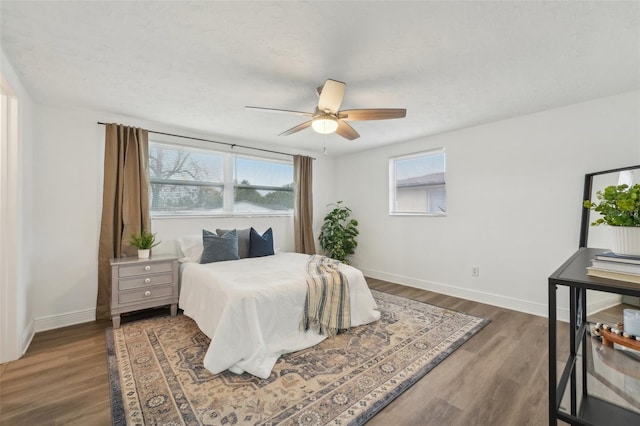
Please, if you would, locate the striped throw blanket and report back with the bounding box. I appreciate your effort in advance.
[300,255,351,337]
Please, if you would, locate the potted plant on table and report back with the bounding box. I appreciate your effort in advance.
[319,201,359,264]
[584,183,640,256]
[128,230,161,259]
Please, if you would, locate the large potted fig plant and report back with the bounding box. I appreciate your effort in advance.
[584,183,640,255]
[318,201,359,264]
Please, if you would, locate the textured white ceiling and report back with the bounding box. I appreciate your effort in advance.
[1,1,639,156]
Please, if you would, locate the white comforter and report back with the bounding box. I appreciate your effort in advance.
[179,252,380,379]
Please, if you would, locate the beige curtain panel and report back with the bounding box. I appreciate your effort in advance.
[293,155,316,255]
[96,124,150,321]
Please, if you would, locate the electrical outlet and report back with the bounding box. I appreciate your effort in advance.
[472,266,479,277]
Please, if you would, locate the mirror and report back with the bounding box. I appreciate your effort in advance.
[580,164,640,308]
[580,165,640,413]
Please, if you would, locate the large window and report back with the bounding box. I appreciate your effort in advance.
[149,142,293,216]
[389,148,446,216]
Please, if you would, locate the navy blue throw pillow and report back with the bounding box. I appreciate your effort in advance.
[249,227,274,257]
[200,229,240,264]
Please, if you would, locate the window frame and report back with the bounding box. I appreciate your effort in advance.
[149,142,294,218]
[389,148,446,217]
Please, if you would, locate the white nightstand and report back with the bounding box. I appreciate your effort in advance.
[109,255,179,328]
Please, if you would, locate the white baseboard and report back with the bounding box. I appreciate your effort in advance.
[587,294,623,315]
[22,319,35,356]
[34,308,96,332]
[360,267,576,322]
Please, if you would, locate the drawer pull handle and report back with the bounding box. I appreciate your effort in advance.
[144,278,151,283]
[144,291,151,297]
[144,266,151,271]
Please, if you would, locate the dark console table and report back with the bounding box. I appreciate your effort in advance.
[548,247,640,425]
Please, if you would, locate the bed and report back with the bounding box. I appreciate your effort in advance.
[178,252,381,379]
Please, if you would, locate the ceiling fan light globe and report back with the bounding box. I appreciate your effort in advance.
[311,116,338,134]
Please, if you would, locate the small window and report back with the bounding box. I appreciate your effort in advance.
[389,148,446,216]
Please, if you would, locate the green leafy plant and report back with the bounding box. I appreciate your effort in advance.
[128,230,161,249]
[319,201,359,264]
[584,184,640,226]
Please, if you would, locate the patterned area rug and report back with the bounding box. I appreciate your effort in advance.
[106,290,489,425]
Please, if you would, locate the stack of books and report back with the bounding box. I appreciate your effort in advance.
[587,251,640,284]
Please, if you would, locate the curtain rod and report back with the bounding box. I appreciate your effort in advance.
[96,122,315,160]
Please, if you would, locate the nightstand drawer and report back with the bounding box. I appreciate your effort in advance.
[118,272,174,291]
[119,261,173,277]
[118,285,174,304]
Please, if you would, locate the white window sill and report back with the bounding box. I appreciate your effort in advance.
[152,212,293,219]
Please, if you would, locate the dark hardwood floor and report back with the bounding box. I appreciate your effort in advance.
[0,278,570,425]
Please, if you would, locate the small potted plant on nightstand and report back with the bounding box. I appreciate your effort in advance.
[128,230,161,259]
[584,183,640,255]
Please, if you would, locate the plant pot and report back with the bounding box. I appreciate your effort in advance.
[611,226,640,256]
[137,249,150,259]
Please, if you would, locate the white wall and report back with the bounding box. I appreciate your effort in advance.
[30,106,104,330]
[0,49,35,361]
[29,104,335,331]
[335,91,640,320]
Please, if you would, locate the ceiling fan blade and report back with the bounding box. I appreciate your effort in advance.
[335,120,360,140]
[279,120,312,136]
[340,108,407,121]
[317,79,346,114]
[245,106,313,117]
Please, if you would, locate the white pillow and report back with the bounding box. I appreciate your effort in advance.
[178,235,203,263]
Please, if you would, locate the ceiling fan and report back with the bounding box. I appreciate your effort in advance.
[245,79,407,141]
